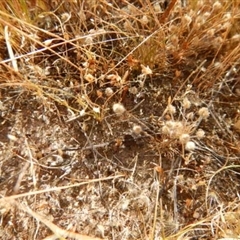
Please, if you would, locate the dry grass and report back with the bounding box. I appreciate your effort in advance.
[0,0,240,239]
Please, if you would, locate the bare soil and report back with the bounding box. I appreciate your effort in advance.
[0,1,240,240]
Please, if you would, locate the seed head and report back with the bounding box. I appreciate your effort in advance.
[223,12,231,21]
[132,125,142,135]
[105,87,114,97]
[196,129,205,139]
[179,134,190,144]
[162,120,184,138]
[185,141,196,151]
[213,1,222,11]
[7,134,17,141]
[170,35,179,46]
[162,125,170,135]
[113,103,126,116]
[198,107,210,119]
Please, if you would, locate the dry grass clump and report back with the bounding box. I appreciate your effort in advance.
[0,0,240,239]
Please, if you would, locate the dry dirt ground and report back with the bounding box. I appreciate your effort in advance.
[0,0,240,240]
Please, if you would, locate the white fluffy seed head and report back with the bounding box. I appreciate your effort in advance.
[165,120,177,128]
[223,12,231,21]
[179,134,190,144]
[132,125,142,135]
[153,2,161,12]
[196,129,205,139]
[141,15,149,25]
[113,103,126,116]
[162,125,170,135]
[198,107,210,119]
[213,1,222,11]
[173,121,184,133]
[162,120,184,138]
[185,141,196,151]
[105,87,114,97]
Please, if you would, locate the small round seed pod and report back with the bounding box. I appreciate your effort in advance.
[113,103,126,116]
[179,134,190,144]
[198,107,210,119]
[185,141,196,151]
[132,125,142,135]
[105,87,114,97]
